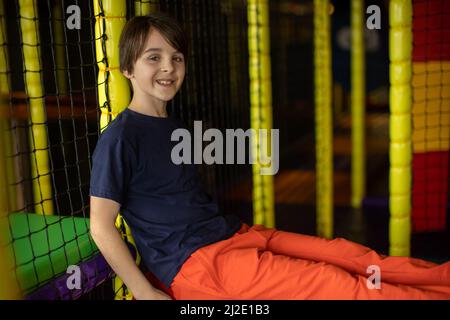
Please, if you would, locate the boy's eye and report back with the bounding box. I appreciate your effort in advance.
[173,56,184,62]
[147,55,159,61]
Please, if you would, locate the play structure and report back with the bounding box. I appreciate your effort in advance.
[0,0,448,299]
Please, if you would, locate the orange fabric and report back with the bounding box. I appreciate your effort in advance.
[169,224,450,300]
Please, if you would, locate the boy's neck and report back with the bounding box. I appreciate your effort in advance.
[128,97,168,118]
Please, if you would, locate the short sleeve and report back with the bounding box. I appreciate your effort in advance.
[89,136,134,205]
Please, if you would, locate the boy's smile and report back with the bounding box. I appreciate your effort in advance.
[124,28,185,112]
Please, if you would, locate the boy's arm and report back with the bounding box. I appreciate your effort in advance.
[89,196,171,300]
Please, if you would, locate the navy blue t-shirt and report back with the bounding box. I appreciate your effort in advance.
[89,107,242,287]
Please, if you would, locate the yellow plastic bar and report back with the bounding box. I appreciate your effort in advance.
[0,135,21,299]
[351,0,365,208]
[135,0,159,15]
[247,0,275,228]
[93,0,130,128]
[52,1,67,95]
[0,1,19,212]
[0,1,8,97]
[19,0,54,215]
[93,0,133,300]
[314,0,333,238]
[0,0,7,93]
[389,0,412,257]
[0,7,21,292]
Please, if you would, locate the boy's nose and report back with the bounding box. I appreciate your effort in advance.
[161,60,174,73]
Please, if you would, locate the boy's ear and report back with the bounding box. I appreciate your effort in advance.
[123,70,134,79]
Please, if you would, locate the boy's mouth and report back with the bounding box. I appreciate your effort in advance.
[156,79,175,86]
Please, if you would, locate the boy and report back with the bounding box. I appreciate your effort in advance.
[89,13,242,300]
[90,13,450,300]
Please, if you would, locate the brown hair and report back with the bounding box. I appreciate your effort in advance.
[119,12,188,74]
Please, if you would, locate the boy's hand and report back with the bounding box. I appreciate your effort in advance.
[134,287,172,300]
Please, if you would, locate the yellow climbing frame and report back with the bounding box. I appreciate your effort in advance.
[0,140,21,299]
[389,0,412,257]
[18,0,54,215]
[0,0,19,212]
[0,8,21,292]
[314,0,333,239]
[351,0,365,209]
[247,0,275,228]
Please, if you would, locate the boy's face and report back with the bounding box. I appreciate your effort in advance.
[124,28,185,103]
